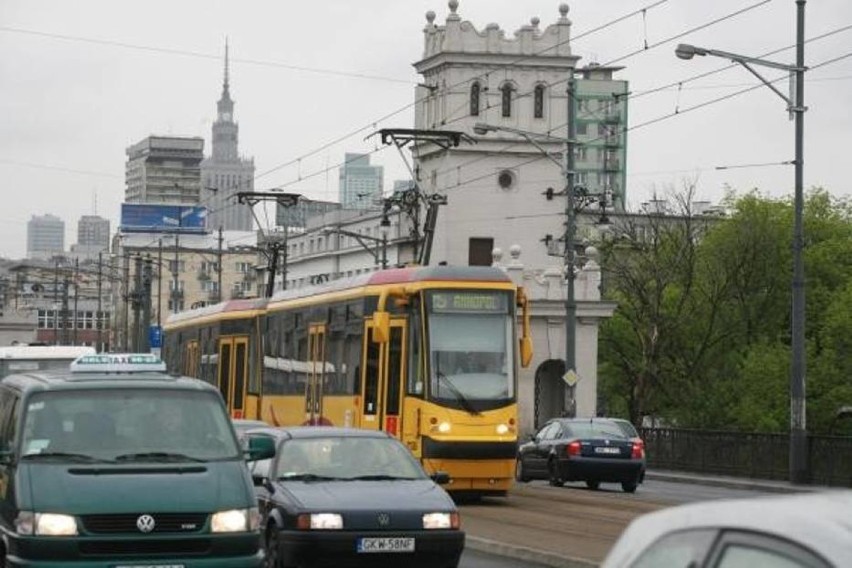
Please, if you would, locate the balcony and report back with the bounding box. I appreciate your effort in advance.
[603,109,622,123]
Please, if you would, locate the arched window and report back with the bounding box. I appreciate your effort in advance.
[501,83,513,117]
[470,82,481,116]
[534,84,545,119]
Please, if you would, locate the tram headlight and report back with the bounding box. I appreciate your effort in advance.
[496,423,510,435]
[437,421,452,433]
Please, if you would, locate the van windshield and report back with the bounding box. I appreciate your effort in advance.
[20,389,240,463]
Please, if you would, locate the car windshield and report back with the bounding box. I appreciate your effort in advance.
[20,389,241,462]
[566,420,629,440]
[274,436,427,481]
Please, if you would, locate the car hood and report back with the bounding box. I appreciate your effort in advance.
[21,461,253,514]
[277,479,455,512]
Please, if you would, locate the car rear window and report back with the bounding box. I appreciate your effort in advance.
[565,421,628,440]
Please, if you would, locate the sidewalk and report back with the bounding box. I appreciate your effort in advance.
[644,469,827,494]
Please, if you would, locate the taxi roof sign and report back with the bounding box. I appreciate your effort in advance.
[70,353,167,373]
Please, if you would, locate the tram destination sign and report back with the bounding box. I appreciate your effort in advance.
[429,291,507,313]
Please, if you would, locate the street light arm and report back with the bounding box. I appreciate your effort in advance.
[738,61,792,106]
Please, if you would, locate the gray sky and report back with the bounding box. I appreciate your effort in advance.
[1,0,850,259]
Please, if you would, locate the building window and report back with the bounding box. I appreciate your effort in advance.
[469,238,494,266]
[576,122,587,135]
[470,82,481,116]
[501,84,513,117]
[236,262,251,274]
[534,84,545,118]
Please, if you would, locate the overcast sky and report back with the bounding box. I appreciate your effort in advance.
[1,0,850,259]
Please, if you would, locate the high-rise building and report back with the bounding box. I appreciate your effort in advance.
[125,136,205,205]
[27,214,64,260]
[201,41,255,232]
[338,153,383,210]
[70,215,110,260]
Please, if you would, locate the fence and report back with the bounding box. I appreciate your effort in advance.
[639,428,852,487]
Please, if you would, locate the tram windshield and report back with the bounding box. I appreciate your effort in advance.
[426,290,515,406]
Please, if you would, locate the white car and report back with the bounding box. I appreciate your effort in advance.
[602,491,852,568]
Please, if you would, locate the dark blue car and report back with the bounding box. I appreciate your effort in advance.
[516,417,646,493]
[247,427,465,568]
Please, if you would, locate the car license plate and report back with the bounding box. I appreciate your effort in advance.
[357,537,415,553]
[595,447,621,455]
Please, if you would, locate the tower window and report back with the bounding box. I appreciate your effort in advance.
[501,84,514,118]
[534,85,545,119]
[470,82,481,116]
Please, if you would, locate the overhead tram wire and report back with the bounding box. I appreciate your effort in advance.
[0,26,413,85]
[254,0,670,183]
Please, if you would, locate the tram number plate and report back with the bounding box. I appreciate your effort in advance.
[595,447,621,455]
[357,537,415,553]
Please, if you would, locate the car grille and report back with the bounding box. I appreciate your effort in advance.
[79,538,211,556]
[81,513,208,534]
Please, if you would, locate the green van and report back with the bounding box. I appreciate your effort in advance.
[0,353,275,567]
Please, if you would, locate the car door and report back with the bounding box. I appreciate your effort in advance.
[526,422,557,476]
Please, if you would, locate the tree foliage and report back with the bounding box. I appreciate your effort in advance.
[598,187,852,434]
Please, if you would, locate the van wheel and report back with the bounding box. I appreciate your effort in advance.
[621,481,638,493]
[586,480,600,490]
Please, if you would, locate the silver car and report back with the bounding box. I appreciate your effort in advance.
[602,491,852,567]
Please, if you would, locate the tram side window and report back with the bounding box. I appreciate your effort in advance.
[407,297,425,396]
[363,328,380,415]
[342,320,363,395]
[325,326,346,394]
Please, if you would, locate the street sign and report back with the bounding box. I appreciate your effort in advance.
[149,325,162,349]
[562,369,581,387]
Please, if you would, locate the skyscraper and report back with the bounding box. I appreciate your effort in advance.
[201,41,255,232]
[125,136,205,204]
[338,153,383,210]
[70,215,111,260]
[27,214,64,260]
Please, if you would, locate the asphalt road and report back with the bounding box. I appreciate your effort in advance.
[458,478,782,566]
[461,548,553,568]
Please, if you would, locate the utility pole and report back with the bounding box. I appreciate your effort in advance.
[61,270,70,346]
[217,226,223,303]
[172,229,180,313]
[97,251,103,352]
[123,253,130,351]
[141,256,153,352]
[157,239,163,331]
[563,72,579,417]
[72,257,79,346]
[53,258,59,346]
[132,255,143,351]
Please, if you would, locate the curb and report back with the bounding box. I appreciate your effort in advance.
[645,470,820,494]
[465,535,597,568]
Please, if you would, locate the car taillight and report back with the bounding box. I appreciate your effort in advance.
[567,441,581,456]
[631,440,645,459]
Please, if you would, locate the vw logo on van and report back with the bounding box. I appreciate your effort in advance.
[136,514,156,533]
[377,513,390,527]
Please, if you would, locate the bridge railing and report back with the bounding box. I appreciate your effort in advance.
[639,427,852,487]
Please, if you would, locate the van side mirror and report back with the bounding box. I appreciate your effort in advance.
[0,450,13,466]
[245,435,276,462]
[431,471,450,485]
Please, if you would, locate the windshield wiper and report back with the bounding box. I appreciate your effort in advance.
[277,473,342,482]
[435,372,481,416]
[348,475,420,481]
[22,452,113,463]
[114,452,206,463]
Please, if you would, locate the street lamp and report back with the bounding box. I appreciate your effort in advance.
[474,115,610,419]
[673,0,807,483]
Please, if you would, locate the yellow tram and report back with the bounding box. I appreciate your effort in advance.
[163,265,532,496]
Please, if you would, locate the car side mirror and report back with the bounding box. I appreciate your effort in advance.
[245,435,276,462]
[431,471,450,485]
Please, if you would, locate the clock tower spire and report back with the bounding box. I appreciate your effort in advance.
[212,38,238,161]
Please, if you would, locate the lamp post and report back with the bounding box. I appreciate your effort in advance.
[674,0,807,483]
[474,110,611,419]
